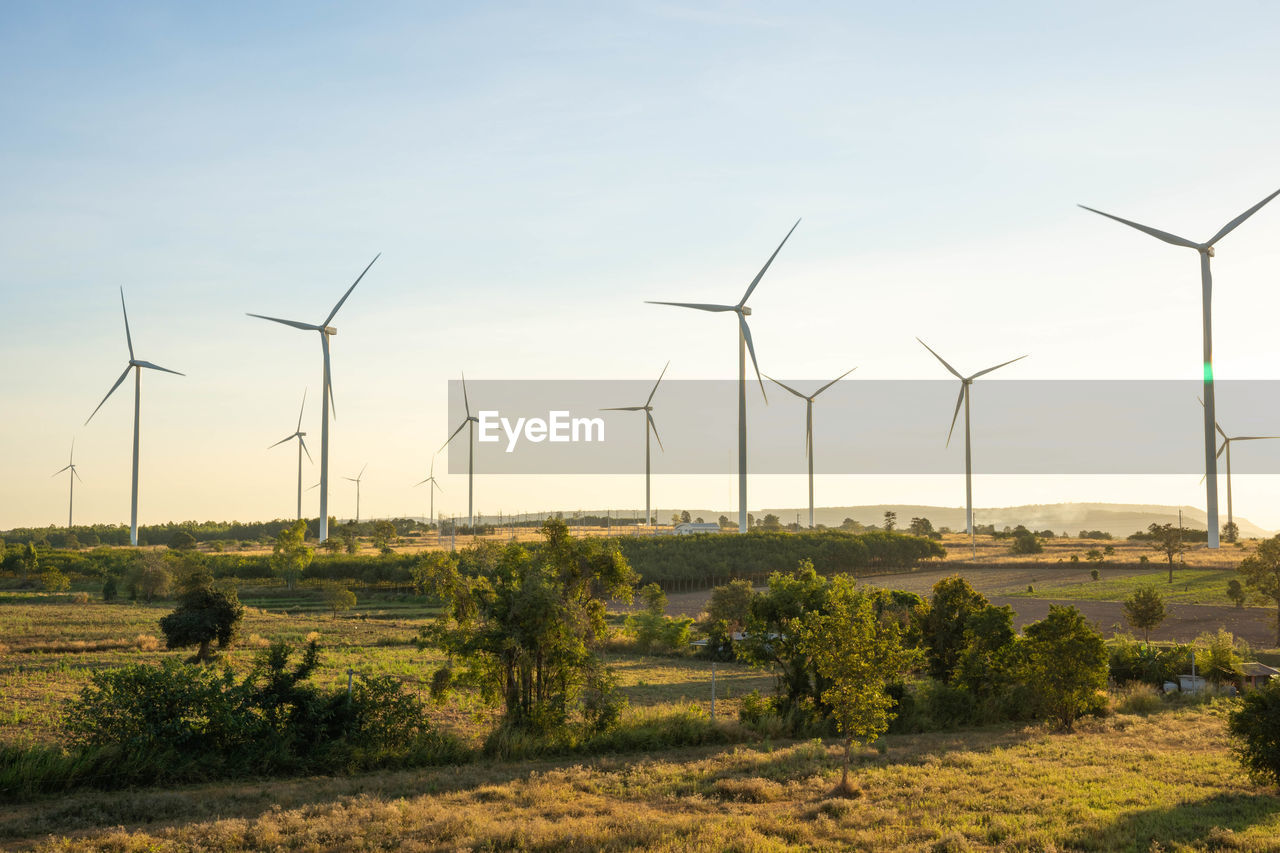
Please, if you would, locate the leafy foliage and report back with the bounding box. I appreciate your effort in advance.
[1238,535,1280,645]
[1122,586,1166,643]
[270,520,313,590]
[920,576,988,683]
[1022,605,1108,731]
[1229,678,1280,787]
[158,574,244,662]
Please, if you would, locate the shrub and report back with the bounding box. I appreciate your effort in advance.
[159,583,244,662]
[1022,605,1108,731]
[41,568,70,593]
[102,577,118,602]
[1229,679,1280,787]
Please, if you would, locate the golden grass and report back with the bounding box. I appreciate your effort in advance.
[6,706,1279,851]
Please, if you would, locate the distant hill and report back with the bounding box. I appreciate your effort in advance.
[751,503,1272,539]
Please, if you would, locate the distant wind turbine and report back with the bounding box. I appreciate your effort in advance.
[414,455,444,528]
[1198,397,1280,537]
[269,389,312,521]
[764,367,856,529]
[1080,188,1280,549]
[917,338,1027,553]
[441,373,479,530]
[247,254,379,543]
[85,289,184,546]
[647,220,800,533]
[51,439,82,530]
[602,362,669,527]
[344,463,368,523]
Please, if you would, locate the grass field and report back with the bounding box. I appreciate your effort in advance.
[4,704,1278,851]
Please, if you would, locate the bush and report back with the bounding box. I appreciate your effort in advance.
[1229,679,1280,787]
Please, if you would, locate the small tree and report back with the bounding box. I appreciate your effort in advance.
[324,582,357,618]
[1223,521,1240,544]
[1238,535,1280,646]
[126,553,171,602]
[1228,579,1247,609]
[883,511,897,532]
[797,576,914,795]
[718,515,732,529]
[170,530,198,551]
[1085,548,1104,564]
[372,520,397,553]
[920,575,988,683]
[41,567,70,593]
[680,510,692,524]
[1148,523,1183,582]
[21,541,39,582]
[907,517,936,538]
[1023,605,1108,731]
[1011,529,1043,555]
[159,579,244,662]
[1122,585,1166,644]
[1228,678,1280,787]
[270,520,313,591]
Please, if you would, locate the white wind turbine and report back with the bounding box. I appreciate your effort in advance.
[647,220,800,533]
[344,463,368,523]
[247,254,379,543]
[764,367,856,529]
[414,455,444,528]
[52,439,82,530]
[441,374,479,530]
[602,362,669,527]
[1198,397,1280,539]
[1080,188,1280,549]
[917,338,1027,554]
[85,289,184,547]
[269,389,312,521]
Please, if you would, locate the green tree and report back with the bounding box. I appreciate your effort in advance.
[1122,585,1166,644]
[41,567,71,592]
[718,514,732,529]
[1194,629,1244,687]
[170,530,198,551]
[270,520,313,591]
[1023,605,1107,731]
[759,513,782,530]
[1228,578,1246,609]
[126,552,171,602]
[20,541,39,581]
[1228,678,1280,787]
[323,582,357,618]
[920,576,988,683]
[158,577,244,662]
[797,576,915,795]
[699,578,756,660]
[1223,521,1240,544]
[953,604,1020,699]
[1011,529,1043,554]
[422,518,637,733]
[1238,535,1280,646]
[342,524,359,554]
[907,517,938,538]
[1148,522,1183,582]
[883,511,897,532]
[372,520,397,553]
[626,583,692,654]
[680,510,692,524]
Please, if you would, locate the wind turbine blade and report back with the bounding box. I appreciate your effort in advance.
[246,313,322,332]
[52,464,72,476]
[69,438,75,465]
[297,387,307,433]
[134,360,185,376]
[358,463,367,480]
[322,333,337,420]
[307,482,320,491]
[1207,187,1280,246]
[1077,205,1199,250]
[73,468,83,483]
[414,477,431,487]
[917,338,963,380]
[805,404,812,460]
[1216,442,1228,460]
[739,315,767,402]
[647,410,664,452]
[739,218,801,307]
[433,479,443,494]
[763,374,808,400]
[813,367,857,398]
[324,253,380,326]
[269,434,295,449]
[299,436,313,463]
[119,289,134,361]
[1196,397,1228,439]
[461,372,471,419]
[969,354,1028,379]
[85,365,132,425]
[646,360,670,406]
[601,406,646,411]
[946,385,965,448]
[645,301,737,312]
[440,419,469,452]
[1232,436,1280,442]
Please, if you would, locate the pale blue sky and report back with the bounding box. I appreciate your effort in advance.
[3,2,1280,530]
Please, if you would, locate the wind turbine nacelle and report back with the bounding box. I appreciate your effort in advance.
[740,306,752,316]
[323,326,338,336]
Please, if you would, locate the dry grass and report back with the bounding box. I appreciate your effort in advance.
[5,706,1279,851]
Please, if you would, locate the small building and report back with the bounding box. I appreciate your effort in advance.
[672,522,721,535]
[1242,661,1279,691]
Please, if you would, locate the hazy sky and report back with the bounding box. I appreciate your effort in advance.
[4,1,1280,531]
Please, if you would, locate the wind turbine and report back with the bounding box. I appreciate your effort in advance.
[1198,398,1280,539]
[344,464,368,523]
[647,219,800,533]
[247,254,379,543]
[1079,188,1280,549]
[917,338,1027,554]
[764,367,856,529]
[85,289,184,546]
[441,373,479,531]
[602,362,669,527]
[269,389,312,521]
[414,455,444,528]
[52,439,82,530]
